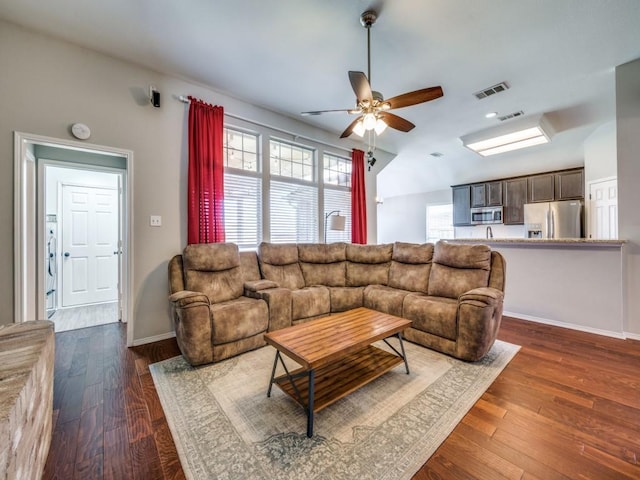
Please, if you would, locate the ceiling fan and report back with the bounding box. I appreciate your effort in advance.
[301,10,443,139]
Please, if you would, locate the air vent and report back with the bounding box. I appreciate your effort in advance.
[498,110,525,121]
[429,152,444,157]
[473,82,510,100]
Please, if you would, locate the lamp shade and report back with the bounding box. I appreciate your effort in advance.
[329,214,346,231]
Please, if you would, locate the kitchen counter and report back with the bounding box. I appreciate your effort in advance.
[443,238,626,338]
[446,238,626,248]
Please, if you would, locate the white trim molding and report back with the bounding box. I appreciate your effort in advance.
[132,331,176,347]
[504,311,626,339]
[14,131,135,346]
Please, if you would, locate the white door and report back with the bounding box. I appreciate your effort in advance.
[61,184,119,307]
[588,178,618,239]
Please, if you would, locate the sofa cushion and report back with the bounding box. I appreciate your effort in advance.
[210,297,269,345]
[329,286,365,312]
[258,243,305,290]
[345,243,392,287]
[388,242,434,293]
[292,286,330,320]
[392,242,434,264]
[183,243,244,303]
[298,244,346,287]
[428,242,491,299]
[363,285,410,317]
[403,294,458,340]
[298,243,346,263]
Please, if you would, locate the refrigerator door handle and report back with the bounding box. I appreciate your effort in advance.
[545,210,550,238]
[550,209,555,238]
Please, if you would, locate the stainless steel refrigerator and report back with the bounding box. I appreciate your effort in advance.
[523,200,583,238]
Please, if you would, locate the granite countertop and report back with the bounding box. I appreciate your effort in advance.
[445,238,626,247]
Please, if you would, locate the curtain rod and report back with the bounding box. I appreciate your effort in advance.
[178,95,352,154]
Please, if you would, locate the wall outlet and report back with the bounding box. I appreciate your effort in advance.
[150,215,162,227]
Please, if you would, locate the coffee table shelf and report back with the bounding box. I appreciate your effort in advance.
[274,344,403,412]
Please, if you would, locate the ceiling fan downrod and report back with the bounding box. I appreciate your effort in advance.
[360,10,377,85]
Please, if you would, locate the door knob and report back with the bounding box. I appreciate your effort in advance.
[64,252,70,257]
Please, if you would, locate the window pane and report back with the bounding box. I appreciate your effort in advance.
[224,128,259,173]
[426,204,454,243]
[323,153,352,187]
[270,180,318,243]
[270,139,315,181]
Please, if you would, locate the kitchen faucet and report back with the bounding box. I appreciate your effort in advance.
[486,226,493,239]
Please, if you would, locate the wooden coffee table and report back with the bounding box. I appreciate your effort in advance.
[264,307,411,437]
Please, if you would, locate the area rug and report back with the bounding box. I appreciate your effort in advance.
[150,339,519,480]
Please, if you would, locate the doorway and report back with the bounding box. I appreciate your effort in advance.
[14,131,133,345]
[44,164,122,332]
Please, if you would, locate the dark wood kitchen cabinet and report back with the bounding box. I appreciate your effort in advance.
[528,173,555,203]
[471,184,486,208]
[470,181,502,207]
[487,181,503,206]
[452,185,471,225]
[555,169,584,200]
[504,178,527,224]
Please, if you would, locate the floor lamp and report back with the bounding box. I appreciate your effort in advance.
[324,210,346,243]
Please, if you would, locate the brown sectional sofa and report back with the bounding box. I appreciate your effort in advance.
[168,240,505,366]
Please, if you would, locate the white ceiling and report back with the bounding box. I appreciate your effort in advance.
[1,0,639,197]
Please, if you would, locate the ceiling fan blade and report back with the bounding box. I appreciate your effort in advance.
[340,117,362,138]
[381,112,415,132]
[301,108,356,116]
[385,86,443,110]
[348,71,373,103]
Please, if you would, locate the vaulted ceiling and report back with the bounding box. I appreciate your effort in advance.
[1,0,639,197]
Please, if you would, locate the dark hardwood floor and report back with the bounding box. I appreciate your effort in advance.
[43,317,640,479]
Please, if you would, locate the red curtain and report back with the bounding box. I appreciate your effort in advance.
[351,148,367,244]
[187,96,225,244]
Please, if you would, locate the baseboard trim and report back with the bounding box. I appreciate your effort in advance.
[503,311,626,340]
[132,331,176,346]
[624,331,640,341]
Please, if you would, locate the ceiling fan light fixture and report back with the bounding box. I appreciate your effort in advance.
[374,118,387,135]
[363,112,377,130]
[352,119,366,137]
[381,102,391,110]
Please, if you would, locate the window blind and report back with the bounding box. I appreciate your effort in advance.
[224,172,262,249]
[270,180,318,243]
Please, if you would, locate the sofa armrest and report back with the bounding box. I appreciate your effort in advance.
[459,287,503,306]
[168,290,214,365]
[169,290,210,307]
[456,287,505,361]
[244,279,280,293]
[247,287,292,332]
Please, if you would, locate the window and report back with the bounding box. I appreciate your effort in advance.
[224,129,258,171]
[426,204,454,243]
[270,140,314,181]
[323,153,352,243]
[223,128,262,248]
[270,140,318,243]
[323,153,351,187]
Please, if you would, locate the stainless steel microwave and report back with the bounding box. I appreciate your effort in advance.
[470,206,503,224]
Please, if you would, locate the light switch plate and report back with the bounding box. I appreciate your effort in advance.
[150,215,162,227]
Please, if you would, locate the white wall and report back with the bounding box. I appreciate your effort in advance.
[616,58,640,336]
[377,189,450,244]
[495,244,625,337]
[0,20,392,340]
[584,121,617,184]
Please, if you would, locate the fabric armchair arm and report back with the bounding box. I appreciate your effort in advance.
[455,287,505,361]
[169,290,211,307]
[246,287,292,332]
[244,279,280,294]
[169,290,214,365]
